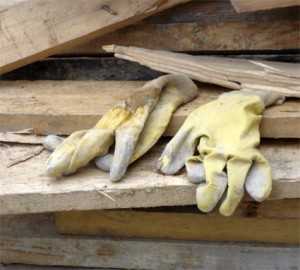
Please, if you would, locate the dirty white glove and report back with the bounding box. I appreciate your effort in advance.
[44,74,198,181]
[158,90,284,216]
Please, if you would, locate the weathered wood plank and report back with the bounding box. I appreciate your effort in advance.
[231,0,300,13]
[64,0,300,54]
[68,20,299,53]
[55,203,300,244]
[1,213,299,269]
[0,0,189,73]
[0,139,299,215]
[104,45,300,97]
[0,80,299,138]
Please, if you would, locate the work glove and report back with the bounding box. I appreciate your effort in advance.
[44,74,198,181]
[158,90,284,216]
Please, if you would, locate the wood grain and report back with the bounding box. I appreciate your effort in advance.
[1,80,299,138]
[231,0,300,12]
[1,213,299,269]
[65,0,300,54]
[0,139,299,215]
[105,45,300,97]
[55,203,300,244]
[0,0,189,73]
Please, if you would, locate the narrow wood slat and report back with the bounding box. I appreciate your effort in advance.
[55,203,300,244]
[0,80,299,138]
[0,0,189,73]
[1,214,299,269]
[105,45,300,97]
[0,139,299,215]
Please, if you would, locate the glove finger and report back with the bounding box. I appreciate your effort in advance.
[67,129,115,175]
[220,156,252,216]
[110,105,151,182]
[245,152,272,201]
[186,155,205,183]
[130,90,183,163]
[94,152,113,172]
[95,92,175,173]
[46,130,87,176]
[43,135,64,151]
[195,151,228,213]
[158,127,198,175]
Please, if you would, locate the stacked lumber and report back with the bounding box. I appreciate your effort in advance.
[0,1,299,268]
[104,45,300,97]
[1,213,299,269]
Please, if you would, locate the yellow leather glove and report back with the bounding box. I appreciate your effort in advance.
[44,74,198,181]
[158,90,284,216]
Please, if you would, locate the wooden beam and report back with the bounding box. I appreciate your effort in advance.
[55,201,300,244]
[65,0,300,53]
[0,139,299,215]
[231,0,300,13]
[0,0,189,74]
[1,213,299,269]
[0,80,299,138]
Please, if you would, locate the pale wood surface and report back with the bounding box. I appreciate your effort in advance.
[231,0,300,12]
[1,213,299,269]
[55,202,300,244]
[0,0,189,73]
[0,139,299,215]
[1,80,299,138]
[105,46,300,97]
[0,0,28,10]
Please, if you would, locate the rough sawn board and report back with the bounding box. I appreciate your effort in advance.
[0,139,299,215]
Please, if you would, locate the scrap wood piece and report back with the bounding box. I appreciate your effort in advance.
[0,80,299,138]
[0,0,190,74]
[0,140,299,215]
[5,145,44,168]
[0,131,45,144]
[230,0,300,13]
[103,45,300,97]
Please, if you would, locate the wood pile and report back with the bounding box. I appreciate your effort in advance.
[0,0,299,269]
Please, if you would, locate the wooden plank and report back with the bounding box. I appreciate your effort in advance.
[231,0,300,12]
[64,0,300,54]
[68,20,300,53]
[55,203,300,244]
[0,0,189,74]
[0,80,299,138]
[104,45,300,97]
[1,214,299,269]
[0,139,299,215]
